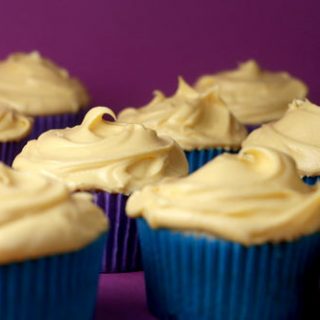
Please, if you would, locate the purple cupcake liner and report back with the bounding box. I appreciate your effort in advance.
[185,148,239,173]
[303,176,320,186]
[92,192,142,273]
[0,138,29,165]
[138,218,320,320]
[246,124,261,133]
[30,108,88,139]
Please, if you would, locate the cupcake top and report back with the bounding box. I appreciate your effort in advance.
[0,107,32,142]
[0,52,90,116]
[127,147,320,245]
[13,106,188,194]
[242,100,320,176]
[0,163,107,264]
[195,60,308,125]
[118,77,247,151]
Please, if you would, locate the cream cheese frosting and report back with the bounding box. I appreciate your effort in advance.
[195,60,308,125]
[118,77,247,150]
[13,106,188,194]
[127,147,320,245]
[0,107,32,142]
[242,100,320,176]
[0,163,107,264]
[0,51,89,116]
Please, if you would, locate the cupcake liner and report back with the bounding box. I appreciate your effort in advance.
[246,124,261,133]
[93,192,142,273]
[0,138,29,165]
[0,234,106,320]
[30,108,88,139]
[302,176,320,186]
[138,219,320,320]
[185,148,238,173]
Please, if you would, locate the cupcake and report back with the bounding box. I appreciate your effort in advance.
[127,147,320,320]
[0,51,90,137]
[195,60,308,128]
[242,100,320,185]
[13,106,188,273]
[0,106,32,165]
[119,77,247,172]
[0,163,107,320]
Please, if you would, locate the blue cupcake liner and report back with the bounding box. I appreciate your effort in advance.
[0,138,29,165]
[93,192,142,273]
[138,219,320,320]
[185,148,238,173]
[30,108,88,139]
[0,234,106,320]
[303,176,320,186]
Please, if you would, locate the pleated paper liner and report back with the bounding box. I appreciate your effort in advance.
[0,234,106,320]
[0,138,29,165]
[93,192,142,273]
[138,219,320,320]
[185,148,238,173]
[30,108,88,139]
[303,176,320,186]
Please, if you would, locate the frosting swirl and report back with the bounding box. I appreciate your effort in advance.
[0,163,107,264]
[195,60,308,125]
[13,106,188,194]
[242,100,320,176]
[0,107,32,142]
[127,147,320,245]
[0,52,89,116]
[118,77,247,150]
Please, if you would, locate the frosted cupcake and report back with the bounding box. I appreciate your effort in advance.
[0,52,90,137]
[0,106,32,164]
[13,106,188,273]
[0,163,107,320]
[119,77,247,172]
[127,147,320,320]
[242,100,320,185]
[195,60,308,127]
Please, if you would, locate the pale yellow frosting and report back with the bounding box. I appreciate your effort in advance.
[13,106,188,194]
[0,52,89,116]
[195,60,308,125]
[118,77,247,151]
[127,147,320,245]
[242,100,320,176]
[0,163,107,264]
[0,107,32,142]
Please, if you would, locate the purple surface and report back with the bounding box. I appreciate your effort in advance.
[0,1,319,113]
[95,272,154,320]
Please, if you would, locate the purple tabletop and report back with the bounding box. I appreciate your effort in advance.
[95,272,155,320]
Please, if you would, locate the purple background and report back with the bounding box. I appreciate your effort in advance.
[0,1,319,112]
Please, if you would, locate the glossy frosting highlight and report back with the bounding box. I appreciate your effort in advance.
[127,147,320,245]
[242,100,320,176]
[0,52,89,116]
[195,60,308,125]
[118,77,247,150]
[0,164,107,264]
[13,106,188,194]
[0,107,32,142]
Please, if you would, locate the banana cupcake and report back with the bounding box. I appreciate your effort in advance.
[119,77,247,172]
[0,51,90,137]
[0,106,32,164]
[195,60,308,128]
[0,164,107,320]
[127,147,320,320]
[13,106,188,273]
[243,100,320,185]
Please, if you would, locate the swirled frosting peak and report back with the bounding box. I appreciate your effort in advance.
[0,106,32,142]
[195,60,308,125]
[13,106,188,194]
[0,163,107,264]
[118,77,247,150]
[242,100,320,176]
[0,51,90,116]
[127,147,320,245]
